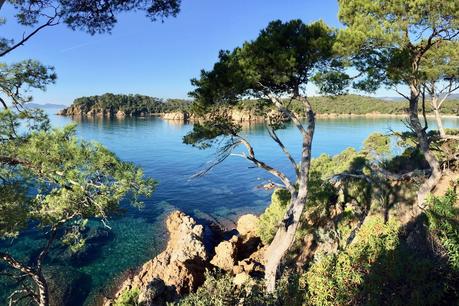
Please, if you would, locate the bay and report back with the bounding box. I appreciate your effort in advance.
[2,107,458,305]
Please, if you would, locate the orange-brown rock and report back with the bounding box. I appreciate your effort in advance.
[106,211,207,305]
[210,235,238,272]
[236,214,259,238]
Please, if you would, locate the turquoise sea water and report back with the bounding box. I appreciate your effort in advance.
[1,108,458,305]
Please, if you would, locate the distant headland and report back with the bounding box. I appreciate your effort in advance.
[58,93,459,121]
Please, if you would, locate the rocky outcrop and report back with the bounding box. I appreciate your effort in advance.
[210,236,239,271]
[105,211,208,305]
[237,214,259,237]
[106,212,267,305]
[209,214,264,283]
[161,111,191,121]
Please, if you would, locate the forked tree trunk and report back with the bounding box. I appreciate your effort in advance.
[264,101,315,292]
[0,253,50,306]
[409,87,442,208]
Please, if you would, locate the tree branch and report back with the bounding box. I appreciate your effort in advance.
[266,124,300,179]
[0,14,59,58]
[393,86,411,101]
[237,136,296,193]
[0,252,37,279]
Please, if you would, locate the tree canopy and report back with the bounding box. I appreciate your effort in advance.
[185,19,348,291]
[0,1,178,305]
[336,0,459,93]
[0,0,181,57]
[336,0,459,208]
[190,20,345,110]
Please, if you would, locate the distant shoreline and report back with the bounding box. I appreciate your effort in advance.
[57,111,459,121]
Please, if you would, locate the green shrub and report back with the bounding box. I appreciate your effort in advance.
[257,189,290,245]
[176,271,276,306]
[303,213,459,306]
[114,287,140,306]
[427,189,459,270]
[304,216,399,306]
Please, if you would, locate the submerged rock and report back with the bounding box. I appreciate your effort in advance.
[46,266,92,306]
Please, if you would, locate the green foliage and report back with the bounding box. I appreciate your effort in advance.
[186,19,346,147]
[427,190,459,271]
[303,213,459,306]
[182,111,241,149]
[362,132,391,160]
[114,287,140,306]
[257,189,290,245]
[337,0,459,92]
[176,270,304,306]
[310,147,365,180]
[67,93,191,116]
[304,217,400,306]
[0,124,156,239]
[1,0,180,55]
[176,271,251,306]
[233,95,459,116]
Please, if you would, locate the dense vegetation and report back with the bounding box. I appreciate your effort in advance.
[177,131,459,305]
[64,93,459,117]
[62,93,191,116]
[0,1,179,305]
[2,0,459,305]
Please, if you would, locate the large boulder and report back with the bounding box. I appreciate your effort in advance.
[210,236,238,272]
[236,214,262,260]
[236,214,259,238]
[106,211,208,305]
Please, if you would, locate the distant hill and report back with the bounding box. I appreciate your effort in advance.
[59,93,191,117]
[58,93,459,118]
[380,94,459,101]
[26,103,67,109]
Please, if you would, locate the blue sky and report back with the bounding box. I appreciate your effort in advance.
[2,0,395,105]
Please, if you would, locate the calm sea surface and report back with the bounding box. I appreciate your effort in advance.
[2,108,458,305]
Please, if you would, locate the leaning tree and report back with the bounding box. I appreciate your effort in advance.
[0,1,180,305]
[336,0,459,208]
[184,20,348,291]
[421,40,459,139]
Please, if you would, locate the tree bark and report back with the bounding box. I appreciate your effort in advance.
[432,97,447,137]
[408,85,442,208]
[0,252,49,306]
[264,98,315,292]
[33,273,49,306]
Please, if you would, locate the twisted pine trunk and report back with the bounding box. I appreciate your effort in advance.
[409,85,442,208]
[264,101,315,292]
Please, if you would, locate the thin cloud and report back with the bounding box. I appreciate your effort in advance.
[60,41,95,53]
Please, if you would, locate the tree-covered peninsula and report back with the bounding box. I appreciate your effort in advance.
[58,93,191,117]
[59,92,459,119]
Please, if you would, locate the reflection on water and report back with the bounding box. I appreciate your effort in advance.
[2,108,458,305]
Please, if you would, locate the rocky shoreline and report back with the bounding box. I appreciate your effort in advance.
[103,211,265,305]
[103,211,265,306]
[57,106,458,122]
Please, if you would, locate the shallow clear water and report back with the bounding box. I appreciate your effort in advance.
[2,108,458,305]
